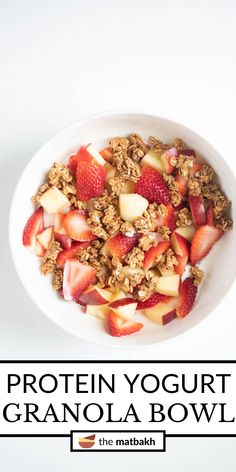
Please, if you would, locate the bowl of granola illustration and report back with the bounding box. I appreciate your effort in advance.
[9,112,236,347]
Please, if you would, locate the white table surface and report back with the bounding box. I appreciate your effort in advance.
[1,0,236,470]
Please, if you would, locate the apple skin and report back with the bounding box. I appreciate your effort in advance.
[160,148,178,174]
[109,298,137,321]
[189,195,206,227]
[79,286,113,305]
[171,231,189,257]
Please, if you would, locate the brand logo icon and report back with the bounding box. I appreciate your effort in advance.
[78,434,96,449]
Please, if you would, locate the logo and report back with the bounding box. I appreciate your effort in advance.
[78,434,96,449]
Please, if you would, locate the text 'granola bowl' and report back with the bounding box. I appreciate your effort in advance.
[9,112,236,347]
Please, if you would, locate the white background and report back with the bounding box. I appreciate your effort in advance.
[1,0,236,469]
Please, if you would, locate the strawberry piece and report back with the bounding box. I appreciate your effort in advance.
[22,207,45,256]
[206,204,214,226]
[175,174,188,196]
[76,159,106,201]
[107,233,139,259]
[155,203,176,231]
[190,224,222,265]
[109,298,136,308]
[67,146,92,175]
[176,277,197,318]
[135,166,170,204]
[107,311,143,337]
[100,147,113,162]
[57,241,90,267]
[63,210,95,242]
[63,258,96,301]
[175,254,189,275]
[137,293,166,310]
[143,240,171,269]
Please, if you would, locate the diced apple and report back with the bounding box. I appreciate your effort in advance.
[160,148,178,174]
[43,210,55,228]
[110,290,127,302]
[86,144,106,166]
[54,232,71,249]
[36,227,54,249]
[109,298,137,321]
[144,297,178,325]
[85,304,110,319]
[105,163,116,183]
[54,212,66,234]
[175,225,196,242]
[119,193,149,222]
[171,231,189,257]
[79,286,113,305]
[155,274,180,297]
[39,187,70,215]
[189,195,206,227]
[140,150,164,174]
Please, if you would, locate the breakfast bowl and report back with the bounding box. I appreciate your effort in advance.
[9,112,236,347]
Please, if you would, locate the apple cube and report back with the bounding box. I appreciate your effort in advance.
[36,227,53,249]
[85,304,110,319]
[171,231,189,257]
[39,187,70,215]
[119,193,148,222]
[109,298,137,321]
[105,163,116,183]
[86,144,106,166]
[189,195,206,227]
[79,286,113,305]
[140,150,164,174]
[175,225,196,242]
[144,297,178,325]
[155,274,180,297]
[160,148,177,174]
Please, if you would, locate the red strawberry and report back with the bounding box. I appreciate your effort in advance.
[63,258,96,301]
[137,293,166,310]
[76,159,106,201]
[107,311,143,337]
[57,241,90,267]
[54,232,71,249]
[22,207,45,256]
[155,203,176,231]
[107,233,139,259]
[100,147,113,162]
[206,204,214,226]
[63,210,95,242]
[190,224,222,265]
[143,240,171,269]
[135,166,170,204]
[175,254,189,275]
[176,277,197,318]
[67,146,92,175]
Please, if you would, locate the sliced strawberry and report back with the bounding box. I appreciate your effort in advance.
[155,203,176,231]
[135,166,170,204]
[100,147,113,162]
[175,174,188,196]
[63,210,95,242]
[62,258,96,301]
[189,195,206,227]
[76,158,106,201]
[107,311,143,337]
[206,204,214,226]
[23,207,45,256]
[57,241,90,267]
[190,224,222,265]
[176,277,197,318]
[67,146,92,175]
[137,293,167,310]
[143,240,171,269]
[107,233,139,259]
[175,254,189,275]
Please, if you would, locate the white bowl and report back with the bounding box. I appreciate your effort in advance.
[9,112,236,347]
